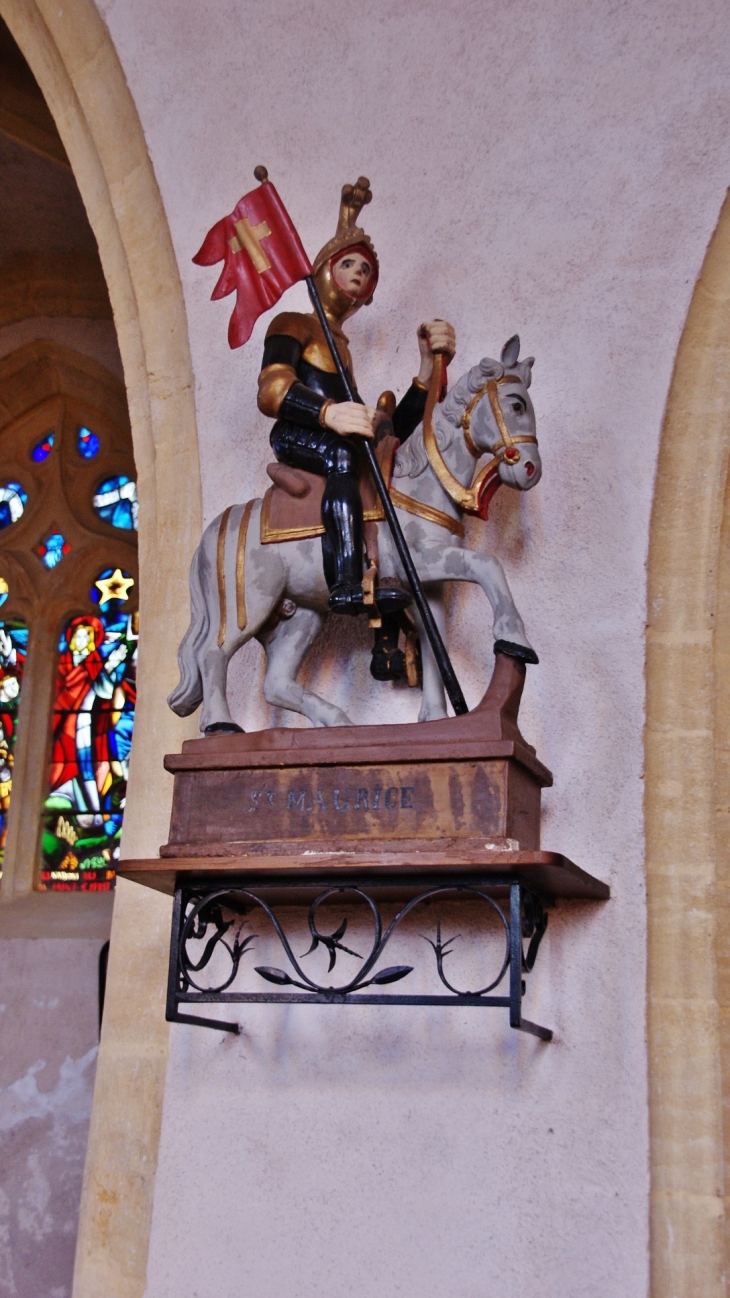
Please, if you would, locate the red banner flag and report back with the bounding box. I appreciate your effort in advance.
[193,179,312,348]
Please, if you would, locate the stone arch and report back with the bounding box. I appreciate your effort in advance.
[0,2,201,1294]
[646,186,730,1296]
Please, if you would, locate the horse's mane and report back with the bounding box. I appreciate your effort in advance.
[393,353,534,480]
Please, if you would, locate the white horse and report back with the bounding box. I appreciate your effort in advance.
[169,335,541,732]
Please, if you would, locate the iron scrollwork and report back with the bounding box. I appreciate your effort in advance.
[166,879,552,1042]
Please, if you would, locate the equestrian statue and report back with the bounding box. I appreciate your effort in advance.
[169,171,541,733]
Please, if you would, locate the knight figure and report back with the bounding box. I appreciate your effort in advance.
[257,175,456,617]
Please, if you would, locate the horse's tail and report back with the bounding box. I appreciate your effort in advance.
[167,539,209,717]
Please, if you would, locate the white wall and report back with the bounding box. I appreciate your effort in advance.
[92,0,730,1292]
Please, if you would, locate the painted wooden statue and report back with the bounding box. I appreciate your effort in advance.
[170,172,541,733]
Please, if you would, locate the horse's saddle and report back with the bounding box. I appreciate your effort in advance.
[260,432,399,546]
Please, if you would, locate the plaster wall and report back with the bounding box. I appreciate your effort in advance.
[73,0,730,1292]
[0,934,106,1298]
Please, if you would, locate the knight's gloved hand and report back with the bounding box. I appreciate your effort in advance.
[416,319,456,385]
[324,401,376,439]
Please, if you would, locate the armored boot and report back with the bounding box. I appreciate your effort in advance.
[322,467,410,617]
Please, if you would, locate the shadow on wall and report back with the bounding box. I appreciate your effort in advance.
[0,937,105,1297]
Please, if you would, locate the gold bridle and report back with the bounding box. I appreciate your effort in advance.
[422,354,538,515]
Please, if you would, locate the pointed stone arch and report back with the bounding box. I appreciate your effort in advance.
[646,187,730,1296]
[0,2,201,1294]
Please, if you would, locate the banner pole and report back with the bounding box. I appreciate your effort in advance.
[306,275,469,717]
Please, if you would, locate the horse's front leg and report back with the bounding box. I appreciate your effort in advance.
[411,589,449,722]
[418,546,534,652]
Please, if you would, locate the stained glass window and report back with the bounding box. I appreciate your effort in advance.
[93,476,138,531]
[35,532,71,569]
[31,432,54,462]
[0,620,28,880]
[0,482,28,530]
[77,426,100,459]
[40,572,137,892]
[0,577,7,609]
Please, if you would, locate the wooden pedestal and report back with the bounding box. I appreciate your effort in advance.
[119,654,606,903]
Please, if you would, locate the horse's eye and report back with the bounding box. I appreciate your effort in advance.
[510,399,525,415]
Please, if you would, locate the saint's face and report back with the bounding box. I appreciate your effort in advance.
[0,677,18,703]
[69,625,94,658]
[332,251,374,300]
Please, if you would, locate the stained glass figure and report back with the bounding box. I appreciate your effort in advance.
[0,620,28,880]
[41,576,137,891]
[36,532,71,569]
[77,426,100,459]
[93,476,139,531]
[0,577,7,609]
[31,432,54,462]
[0,482,28,530]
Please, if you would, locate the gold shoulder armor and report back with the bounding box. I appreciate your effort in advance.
[265,312,315,345]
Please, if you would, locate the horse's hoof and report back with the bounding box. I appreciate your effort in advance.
[494,639,540,665]
[370,648,406,681]
[203,721,245,736]
[375,586,412,616]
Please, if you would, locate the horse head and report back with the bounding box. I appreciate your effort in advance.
[442,336,541,505]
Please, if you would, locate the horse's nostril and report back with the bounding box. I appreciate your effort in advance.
[525,462,535,477]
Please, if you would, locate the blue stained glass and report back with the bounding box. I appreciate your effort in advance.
[0,577,7,609]
[93,476,138,531]
[41,603,138,892]
[77,426,100,459]
[31,432,54,462]
[0,482,28,531]
[36,532,71,569]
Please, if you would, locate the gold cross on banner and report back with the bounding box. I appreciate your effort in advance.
[229,217,272,273]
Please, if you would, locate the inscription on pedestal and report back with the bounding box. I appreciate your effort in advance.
[167,760,529,847]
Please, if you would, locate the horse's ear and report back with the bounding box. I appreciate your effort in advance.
[501,335,520,367]
[523,356,535,388]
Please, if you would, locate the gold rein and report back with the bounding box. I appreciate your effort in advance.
[422,353,538,515]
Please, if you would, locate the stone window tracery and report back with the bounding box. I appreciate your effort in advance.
[0,340,138,892]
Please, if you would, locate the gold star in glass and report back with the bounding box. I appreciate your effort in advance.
[95,568,134,605]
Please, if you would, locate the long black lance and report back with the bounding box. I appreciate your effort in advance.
[305,276,469,716]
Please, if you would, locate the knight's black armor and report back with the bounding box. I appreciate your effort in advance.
[261,330,427,610]
[257,175,426,617]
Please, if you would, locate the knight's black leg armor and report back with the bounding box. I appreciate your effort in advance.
[321,442,364,590]
[261,331,427,620]
[270,421,408,617]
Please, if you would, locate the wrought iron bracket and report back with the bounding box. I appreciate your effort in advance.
[165,875,553,1042]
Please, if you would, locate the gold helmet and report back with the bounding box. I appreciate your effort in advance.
[312,176,379,321]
